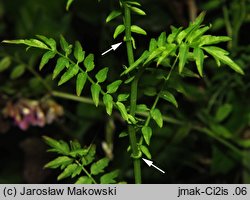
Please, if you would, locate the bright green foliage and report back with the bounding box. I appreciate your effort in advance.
[44,156,73,169]
[203,46,244,74]
[103,94,113,115]
[151,108,163,128]
[193,47,204,76]
[90,158,109,175]
[129,5,146,16]
[75,176,92,184]
[58,64,79,86]
[91,83,101,107]
[36,35,57,51]
[160,91,178,108]
[142,126,152,145]
[43,136,119,183]
[2,39,49,49]
[100,170,120,184]
[131,25,147,35]
[140,145,151,159]
[74,41,85,63]
[178,43,189,73]
[2,35,118,116]
[106,10,122,23]
[2,0,246,185]
[120,11,243,77]
[84,54,95,72]
[53,57,69,79]
[60,35,72,56]
[76,72,87,96]
[116,102,129,122]
[107,80,122,94]
[39,51,56,70]
[118,93,129,102]
[113,25,125,39]
[95,67,109,83]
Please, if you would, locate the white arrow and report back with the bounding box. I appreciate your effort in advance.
[101,42,122,56]
[142,158,165,174]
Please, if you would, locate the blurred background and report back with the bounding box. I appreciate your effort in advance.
[0,0,250,183]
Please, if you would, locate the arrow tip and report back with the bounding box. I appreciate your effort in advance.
[142,158,153,167]
[111,42,122,50]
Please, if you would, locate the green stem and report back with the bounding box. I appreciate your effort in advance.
[193,126,243,157]
[123,2,141,184]
[75,160,97,184]
[52,90,100,105]
[51,90,184,125]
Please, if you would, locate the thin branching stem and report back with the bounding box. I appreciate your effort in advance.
[123,2,141,184]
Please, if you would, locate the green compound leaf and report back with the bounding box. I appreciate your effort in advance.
[178,43,189,74]
[140,145,151,159]
[57,163,78,180]
[74,41,85,63]
[75,176,92,184]
[151,108,163,128]
[91,83,101,107]
[53,57,69,79]
[39,51,56,70]
[58,64,79,86]
[131,25,147,35]
[193,47,204,77]
[100,170,119,184]
[76,72,87,96]
[106,10,122,23]
[103,94,113,115]
[95,67,109,83]
[113,24,125,39]
[44,156,73,169]
[90,157,109,175]
[107,80,122,94]
[84,54,95,72]
[142,126,152,145]
[10,64,26,79]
